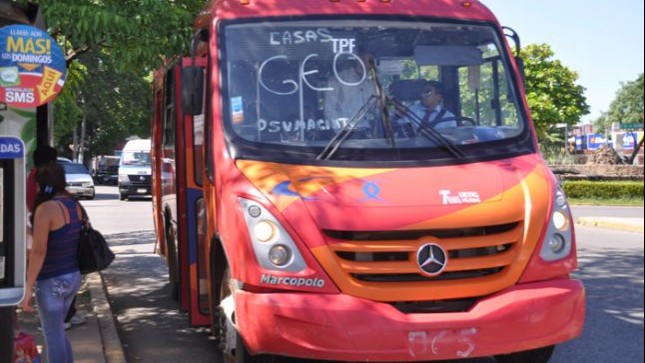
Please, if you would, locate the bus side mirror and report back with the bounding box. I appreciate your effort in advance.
[181,66,204,116]
[502,27,527,89]
[515,56,526,87]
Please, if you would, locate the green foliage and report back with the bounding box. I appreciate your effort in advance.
[34,0,205,72]
[53,49,152,157]
[562,180,644,200]
[521,44,590,141]
[23,0,204,159]
[606,74,644,128]
[592,112,609,134]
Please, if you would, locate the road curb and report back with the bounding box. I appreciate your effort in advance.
[87,272,127,363]
[577,217,644,234]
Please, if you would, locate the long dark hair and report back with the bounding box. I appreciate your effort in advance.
[30,164,70,226]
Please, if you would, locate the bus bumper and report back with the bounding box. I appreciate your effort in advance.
[236,279,585,361]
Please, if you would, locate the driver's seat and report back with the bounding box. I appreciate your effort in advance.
[388,79,426,103]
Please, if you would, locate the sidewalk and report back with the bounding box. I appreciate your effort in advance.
[14,216,642,363]
[16,273,126,363]
[577,216,644,234]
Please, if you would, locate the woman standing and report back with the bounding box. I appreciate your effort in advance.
[21,164,82,363]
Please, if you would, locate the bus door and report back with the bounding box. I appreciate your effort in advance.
[180,57,210,325]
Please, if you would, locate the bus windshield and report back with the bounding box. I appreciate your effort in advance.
[221,19,532,164]
[120,151,151,166]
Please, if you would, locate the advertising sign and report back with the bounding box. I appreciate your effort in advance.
[0,25,67,108]
[574,135,585,151]
[586,133,606,150]
[623,132,636,149]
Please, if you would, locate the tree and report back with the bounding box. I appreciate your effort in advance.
[29,0,205,161]
[53,49,152,158]
[599,74,645,163]
[521,44,590,143]
[35,0,204,71]
[605,74,644,127]
[592,112,609,135]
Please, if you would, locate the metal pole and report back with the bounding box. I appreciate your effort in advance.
[80,112,86,164]
[564,124,569,159]
[0,306,15,362]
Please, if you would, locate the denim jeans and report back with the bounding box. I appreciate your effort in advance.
[35,271,81,363]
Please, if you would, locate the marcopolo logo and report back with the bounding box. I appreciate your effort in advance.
[261,274,325,288]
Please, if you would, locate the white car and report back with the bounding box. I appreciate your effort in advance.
[60,162,95,200]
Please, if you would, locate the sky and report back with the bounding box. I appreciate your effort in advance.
[482,0,644,124]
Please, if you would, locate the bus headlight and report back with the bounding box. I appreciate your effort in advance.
[540,185,573,261]
[552,210,569,231]
[547,234,566,253]
[239,198,306,272]
[253,221,276,242]
[269,245,292,266]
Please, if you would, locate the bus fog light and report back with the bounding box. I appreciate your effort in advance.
[548,234,565,253]
[254,221,276,242]
[268,245,291,266]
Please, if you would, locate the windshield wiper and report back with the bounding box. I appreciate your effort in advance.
[317,95,377,160]
[390,98,464,159]
[368,56,396,147]
[318,56,398,161]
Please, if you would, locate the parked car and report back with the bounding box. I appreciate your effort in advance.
[60,162,95,199]
[95,165,118,185]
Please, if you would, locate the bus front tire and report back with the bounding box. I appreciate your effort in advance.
[217,267,274,363]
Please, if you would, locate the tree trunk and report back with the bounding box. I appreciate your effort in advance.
[628,137,644,165]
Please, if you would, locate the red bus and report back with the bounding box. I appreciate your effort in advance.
[151,1,585,362]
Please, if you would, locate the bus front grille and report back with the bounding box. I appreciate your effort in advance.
[321,221,524,303]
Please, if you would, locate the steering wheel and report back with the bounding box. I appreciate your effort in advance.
[457,116,477,127]
[393,122,416,138]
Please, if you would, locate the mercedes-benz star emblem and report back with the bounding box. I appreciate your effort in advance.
[416,243,448,277]
[139,176,145,181]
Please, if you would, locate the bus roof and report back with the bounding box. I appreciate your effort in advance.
[197,0,497,28]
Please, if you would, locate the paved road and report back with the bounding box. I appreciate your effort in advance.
[88,186,644,363]
[571,205,644,219]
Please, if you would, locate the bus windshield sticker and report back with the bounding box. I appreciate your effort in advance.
[231,96,243,124]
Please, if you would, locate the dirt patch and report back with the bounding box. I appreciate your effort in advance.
[553,164,644,178]
[551,145,644,180]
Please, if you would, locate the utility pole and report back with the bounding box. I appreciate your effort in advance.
[78,96,86,164]
[79,111,86,164]
[72,123,79,162]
